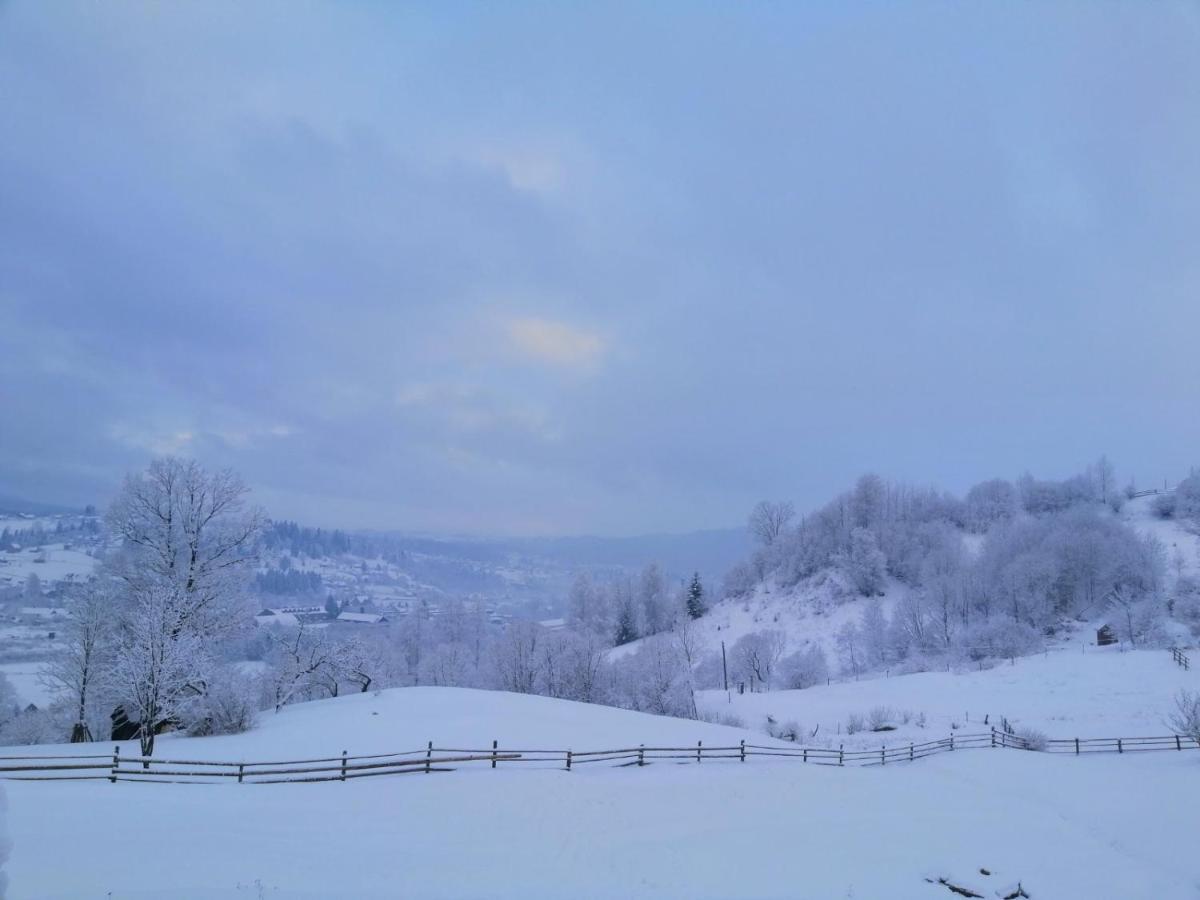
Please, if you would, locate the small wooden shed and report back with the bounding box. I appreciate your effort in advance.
[1096,624,1118,646]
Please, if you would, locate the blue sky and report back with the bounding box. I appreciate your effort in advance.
[1,2,1198,535]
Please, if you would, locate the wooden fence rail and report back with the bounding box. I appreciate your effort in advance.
[1170,647,1191,671]
[0,726,1197,784]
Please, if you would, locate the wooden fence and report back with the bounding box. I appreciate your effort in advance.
[1170,646,1191,671]
[0,726,1196,784]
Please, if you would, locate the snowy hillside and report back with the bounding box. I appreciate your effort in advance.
[699,645,1198,747]
[3,682,1199,899]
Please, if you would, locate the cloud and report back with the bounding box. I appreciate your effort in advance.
[504,317,606,370]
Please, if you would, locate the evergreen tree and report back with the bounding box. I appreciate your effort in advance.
[614,596,639,645]
[325,594,341,620]
[686,572,706,619]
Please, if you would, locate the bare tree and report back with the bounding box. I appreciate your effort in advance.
[749,500,795,547]
[42,577,113,742]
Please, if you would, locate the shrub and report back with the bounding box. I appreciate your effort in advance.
[1015,727,1048,751]
[1168,690,1200,743]
[868,706,897,732]
[845,712,865,735]
[180,666,260,737]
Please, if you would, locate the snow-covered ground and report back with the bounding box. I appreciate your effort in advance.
[1,676,1198,899]
[698,646,1199,748]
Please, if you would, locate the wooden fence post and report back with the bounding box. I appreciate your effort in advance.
[909,743,914,762]
[341,750,347,781]
[739,739,745,763]
[426,741,432,774]
[697,741,702,764]
[881,745,885,766]
[802,747,807,763]
[638,744,645,767]
[839,744,844,766]
[491,740,498,769]
[566,749,572,771]
[1176,735,1182,751]
[949,734,954,752]
[991,728,995,748]
[1117,738,1123,754]
[238,763,244,784]
[1075,737,1079,755]
[110,745,119,784]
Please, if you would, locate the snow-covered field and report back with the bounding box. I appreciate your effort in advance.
[699,646,1199,748]
[2,665,1199,899]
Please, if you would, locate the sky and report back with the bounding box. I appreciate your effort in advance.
[1,2,1199,536]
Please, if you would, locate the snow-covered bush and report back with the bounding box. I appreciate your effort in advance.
[1015,727,1048,751]
[867,706,897,732]
[779,646,828,689]
[179,666,260,737]
[1153,493,1177,519]
[845,712,865,735]
[1167,690,1200,743]
[960,619,1043,661]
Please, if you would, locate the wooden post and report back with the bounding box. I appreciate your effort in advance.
[991,728,996,748]
[1075,737,1080,755]
[426,741,433,774]
[638,744,645,767]
[949,733,954,752]
[341,750,347,781]
[839,744,844,766]
[1117,738,1123,754]
[910,743,914,762]
[566,749,572,771]
[1176,735,1182,751]
[802,747,807,763]
[739,739,745,762]
[110,745,119,784]
[697,740,702,764]
[238,763,244,784]
[491,740,498,769]
[881,745,885,766]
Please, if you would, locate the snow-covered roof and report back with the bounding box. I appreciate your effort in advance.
[255,610,300,627]
[337,612,387,624]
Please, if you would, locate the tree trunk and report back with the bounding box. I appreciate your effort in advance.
[139,724,155,766]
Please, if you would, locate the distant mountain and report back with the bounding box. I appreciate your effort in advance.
[0,493,83,516]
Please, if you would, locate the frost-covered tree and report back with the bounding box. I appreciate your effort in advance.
[731,629,786,690]
[779,645,828,689]
[105,458,263,757]
[637,563,669,636]
[685,572,706,619]
[748,500,795,547]
[839,528,887,596]
[42,577,114,742]
[964,478,1018,533]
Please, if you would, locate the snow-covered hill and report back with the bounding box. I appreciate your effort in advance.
[3,682,1199,899]
[699,645,1198,748]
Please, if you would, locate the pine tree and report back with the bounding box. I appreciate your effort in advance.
[614,599,638,646]
[686,572,706,619]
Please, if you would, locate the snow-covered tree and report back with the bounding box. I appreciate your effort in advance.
[42,577,114,742]
[685,572,706,619]
[105,458,264,757]
[748,500,795,547]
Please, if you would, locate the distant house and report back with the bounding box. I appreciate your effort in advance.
[336,611,388,625]
[538,618,567,632]
[254,609,301,628]
[1096,624,1118,646]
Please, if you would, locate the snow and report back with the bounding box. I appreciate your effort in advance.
[1,656,1198,897]
[0,543,97,588]
[1124,494,1200,578]
[699,646,1199,747]
[3,712,1199,897]
[0,663,51,708]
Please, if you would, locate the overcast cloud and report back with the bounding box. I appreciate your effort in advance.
[1,2,1198,535]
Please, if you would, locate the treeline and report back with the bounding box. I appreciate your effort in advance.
[720,458,1188,682]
